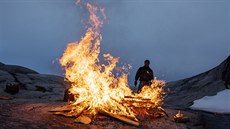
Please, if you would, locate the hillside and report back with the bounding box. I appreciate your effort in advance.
[164,56,230,108]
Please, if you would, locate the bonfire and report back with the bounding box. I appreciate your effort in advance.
[50,0,166,126]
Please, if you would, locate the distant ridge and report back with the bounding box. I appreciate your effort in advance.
[164,56,230,108]
[0,62,38,74]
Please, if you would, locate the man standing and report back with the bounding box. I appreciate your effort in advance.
[134,60,154,93]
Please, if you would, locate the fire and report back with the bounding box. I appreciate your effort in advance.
[59,1,165,123]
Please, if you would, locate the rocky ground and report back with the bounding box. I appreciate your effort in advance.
[0,98,203,129]
[0,56,230,129]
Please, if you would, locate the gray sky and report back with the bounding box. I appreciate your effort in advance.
[0,0,229,85]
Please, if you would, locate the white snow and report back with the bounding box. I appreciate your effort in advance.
[190,89,230,114]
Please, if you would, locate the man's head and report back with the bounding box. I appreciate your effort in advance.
[144,60,150,67]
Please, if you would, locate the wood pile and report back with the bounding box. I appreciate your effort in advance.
[49,96,168,126]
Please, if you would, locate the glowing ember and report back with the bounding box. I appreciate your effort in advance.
[175,110,184,118]
[59,0,165,124]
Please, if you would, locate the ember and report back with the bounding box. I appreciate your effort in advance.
[56,0,166,126]
[174,111,189,123]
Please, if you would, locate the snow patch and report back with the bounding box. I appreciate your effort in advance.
[190,89,230,114]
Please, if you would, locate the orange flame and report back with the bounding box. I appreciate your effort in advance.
[60,1,165,121]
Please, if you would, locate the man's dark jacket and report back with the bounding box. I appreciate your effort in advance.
[135,66,154,82]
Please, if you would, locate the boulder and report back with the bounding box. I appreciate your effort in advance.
[5,82,20,94]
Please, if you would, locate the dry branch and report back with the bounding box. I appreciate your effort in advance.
[52,111,75,117]
[49,105,73,112]
[75,115,92,124]
[158,107,169,117]
[99,110,140,126]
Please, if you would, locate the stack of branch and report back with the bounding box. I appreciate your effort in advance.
[123,96,168,118]
[49,96,167,126]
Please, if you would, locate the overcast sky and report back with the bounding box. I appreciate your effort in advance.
[0,0,229,85]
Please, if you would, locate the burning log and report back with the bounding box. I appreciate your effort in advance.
[122,97,159,110]
[99,110,140,126]
[123,100,157,108]
[123,97,154,104]
[124,96,151,100]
